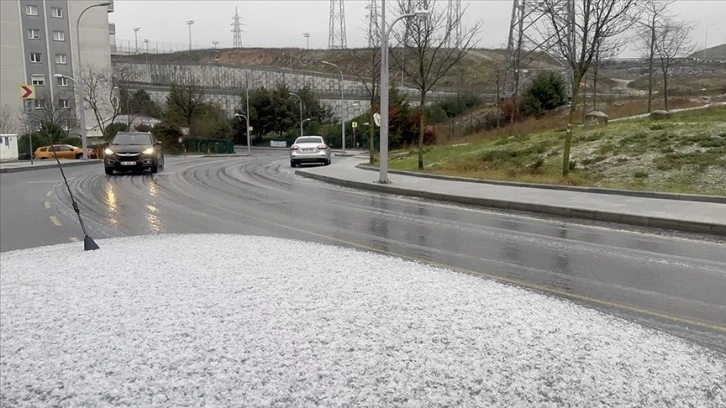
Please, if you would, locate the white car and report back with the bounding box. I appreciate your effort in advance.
[290,136,331,167]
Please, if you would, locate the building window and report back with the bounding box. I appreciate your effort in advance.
[53,31,65,41]
[51,7,63,18]
[28,29,40,39]
[59,99,70,108]
[33,99,46,109]
[31,75,45,86]
[26,5,38,15]
[30,52,42,63]
[55,54,67,64]
[57,76,69,86]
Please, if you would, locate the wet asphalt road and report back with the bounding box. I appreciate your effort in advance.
[1,151,725,353]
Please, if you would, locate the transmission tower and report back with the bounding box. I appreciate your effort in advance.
[328,0,347,49]
[503,0,573,99]
[366,0,380,47]
[446,0,462,48]
[231,7,243,48]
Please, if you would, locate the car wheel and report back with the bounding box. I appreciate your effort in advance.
[75,153,82,159]
[290,161,296,168]
[159,155,165,170]
[104,167,114,175]
[325,159,331,166]
[151,160,158,174]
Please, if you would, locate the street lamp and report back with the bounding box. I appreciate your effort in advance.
[244,73,264,155]
[378,4,430,183]
[74,1,111,160]
[289,92,304,138]
[133,27,140,53]
[303,33,310,50]
[321,60,348,155]
[187,20,194,50]
[212,40,219,49]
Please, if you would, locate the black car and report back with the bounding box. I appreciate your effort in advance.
[104,132,164,175]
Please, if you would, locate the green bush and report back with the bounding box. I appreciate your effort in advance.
[518,71,567,118]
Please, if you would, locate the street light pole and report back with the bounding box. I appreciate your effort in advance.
[234,113,249,152]
[289,92,304,138]
[378,3,429,183]
[322,60,346,154]
[75,2,111,160]
[187,20,194,50]
[133,27,140,53]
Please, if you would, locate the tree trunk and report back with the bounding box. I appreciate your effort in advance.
[647,25,655,113]
[562,78,582,177]
[663,67,669,111]
[593,68,598,110]
[369,109,375,165]
[418,92,427,170]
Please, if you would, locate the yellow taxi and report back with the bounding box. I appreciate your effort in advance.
[34,145,96,159]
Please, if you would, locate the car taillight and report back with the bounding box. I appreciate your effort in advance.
[317,145,327,149]
[291,145,299,150]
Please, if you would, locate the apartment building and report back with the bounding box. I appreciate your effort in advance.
[0,0,114,136]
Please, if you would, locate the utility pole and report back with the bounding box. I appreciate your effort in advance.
[328,0,347,49]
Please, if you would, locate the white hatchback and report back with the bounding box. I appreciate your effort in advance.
[290,136,331,167]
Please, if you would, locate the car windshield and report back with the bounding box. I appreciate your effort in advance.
[112,133,152,145]
[295,137,323,144]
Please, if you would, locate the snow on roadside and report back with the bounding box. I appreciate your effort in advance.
[1,234,724,407]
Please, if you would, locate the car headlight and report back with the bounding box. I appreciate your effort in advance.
[104,148,114,155]
[142,147,155,155]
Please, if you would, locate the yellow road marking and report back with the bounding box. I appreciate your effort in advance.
[44,201,51,209]
[46,191,53,197]
[49,216,61,226]
[69,237,79,242]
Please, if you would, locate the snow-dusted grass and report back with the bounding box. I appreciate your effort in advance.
[1,234,724,407]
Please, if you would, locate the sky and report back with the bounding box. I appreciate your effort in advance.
[2,234,724,405]
[110,0,726,56]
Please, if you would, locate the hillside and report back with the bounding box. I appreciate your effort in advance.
[388,105,726,196]
[689,43,726,60]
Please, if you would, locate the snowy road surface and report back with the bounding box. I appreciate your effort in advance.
[1,235,724,407]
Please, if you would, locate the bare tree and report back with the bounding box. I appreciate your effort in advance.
[81,64,122,140]
[589,35,626,111]
[654,19,696,111]
[28,89,77,134]
[347,24,382,164]
[538,0,639,176]
[391,0,482,169]
[0,104,15,134]
[635,0,675,113]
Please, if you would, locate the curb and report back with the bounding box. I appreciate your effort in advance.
[296,170,726,237]
[356,165,726,204]
[0,160,102,174]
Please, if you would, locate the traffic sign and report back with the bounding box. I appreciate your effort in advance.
[352,121,357,128]
[373,113,381,127]
[19,84,35,100]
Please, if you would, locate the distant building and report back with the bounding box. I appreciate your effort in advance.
[0,0,114,136]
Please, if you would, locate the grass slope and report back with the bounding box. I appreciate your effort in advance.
[388,105,726,196]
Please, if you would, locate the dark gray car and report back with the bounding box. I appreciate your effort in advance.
[104,132,164,175]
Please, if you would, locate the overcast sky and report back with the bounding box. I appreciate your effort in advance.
[111,0,725,56]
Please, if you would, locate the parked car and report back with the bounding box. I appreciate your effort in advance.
[290,136,331,167]
[34,145,84,160]
[104,132,164,175]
